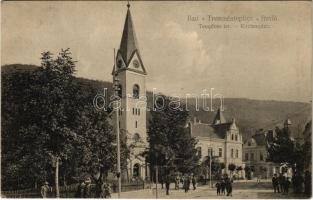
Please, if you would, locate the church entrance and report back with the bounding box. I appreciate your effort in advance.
[133,163,141,177]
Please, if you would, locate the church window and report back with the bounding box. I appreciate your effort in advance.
[135,108,138,115]
[133,84,140,99]
[132,108,135,115]
[231,149,234,158]
[235,135,238,141]
[118,84,122,98]
[135,121,138,128]
[218,148,223,157]
[138,109,140,115]
[236,149,239,158]
[245,153,249,161]
[231,134,234,140]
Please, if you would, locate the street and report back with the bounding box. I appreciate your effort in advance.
[111,180,306,199]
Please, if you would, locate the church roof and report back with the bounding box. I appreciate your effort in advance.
[119,7,139,65]
[212,107,227,125]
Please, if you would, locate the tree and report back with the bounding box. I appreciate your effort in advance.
[1,50,125,193]
[267,126,304,174]
[145,95,199,178]
[228,163,236,176]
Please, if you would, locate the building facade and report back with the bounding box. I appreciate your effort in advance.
[112,4,149,181]
[188,108,244,177]
[243,130,278,179]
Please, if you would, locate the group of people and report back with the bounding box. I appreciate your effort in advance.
[272,173,291,194]
[215,175,233,196]
[75,177,112,198]
[160,174,197,195]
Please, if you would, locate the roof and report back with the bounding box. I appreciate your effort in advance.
[212,108,227,125]
[190,123,225,139]
[252,133,266,146]
[119,8,139,65]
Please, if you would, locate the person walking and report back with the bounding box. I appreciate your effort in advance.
[175,175,180,190]
[278,173,285,193]
[225,175,233,196]
[304,171,312,196]
[215,181,221,196]
[165,176,170,195]
[104,183,112,198]
[221,179,226,195]
[83,177,92,198]
[284,177,290,194]
[272,174,279,193]
[75,179,86,198]
[192,175,196,190]
[40,181,50,198]
[183,175,189,193]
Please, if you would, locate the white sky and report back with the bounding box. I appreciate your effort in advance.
[1,1,312,102]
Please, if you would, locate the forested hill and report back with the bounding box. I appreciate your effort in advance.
[2,64,311,140]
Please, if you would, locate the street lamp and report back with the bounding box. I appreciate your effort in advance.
[113,76,121,198]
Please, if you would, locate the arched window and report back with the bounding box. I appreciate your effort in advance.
[133,84,140,99]
[118,84,122,98]
[133,163,140,177]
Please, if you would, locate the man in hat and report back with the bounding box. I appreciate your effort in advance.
[41,181,50,198]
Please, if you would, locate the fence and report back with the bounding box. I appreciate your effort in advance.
[2,181,148,198]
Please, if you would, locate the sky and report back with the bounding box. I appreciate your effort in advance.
[1,1,312,102]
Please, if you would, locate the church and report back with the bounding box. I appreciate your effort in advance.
[111,3,149,181]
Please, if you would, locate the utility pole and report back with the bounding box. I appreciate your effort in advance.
[113,49,121,198]
[209,150,212,188]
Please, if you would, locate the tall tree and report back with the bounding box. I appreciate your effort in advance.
[146,95,199,178]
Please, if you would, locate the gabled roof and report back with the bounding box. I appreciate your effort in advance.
[190,123,224,139]
[212,107,227,125]
[119,8,139,65]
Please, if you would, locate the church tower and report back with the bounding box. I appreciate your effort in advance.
[112,3,148,180]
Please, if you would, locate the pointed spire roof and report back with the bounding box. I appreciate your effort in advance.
[213,107,227,125]
[119,5,139,65]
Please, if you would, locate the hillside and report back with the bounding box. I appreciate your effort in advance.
[2,64,311,140]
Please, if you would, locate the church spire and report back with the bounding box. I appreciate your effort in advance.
[213,107,227,125]
[119,3,139,65]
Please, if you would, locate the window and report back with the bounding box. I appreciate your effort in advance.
[236,149,239,158]
[208,148,212,157]
[132,108,135,115]
[135,121,138,128]
[196,147,202,158]
[260,153,264,161]
[117,84,122,98]
[135,108,138,115]
[248,142,251,146]
[231,149,234,158]
[133,84,140,99]
[231,134,234,140]
[235,135,238,141]
[250,153,254,161]
[245,153,249,161]
[218,148,223,157]
[138,109,140,115]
